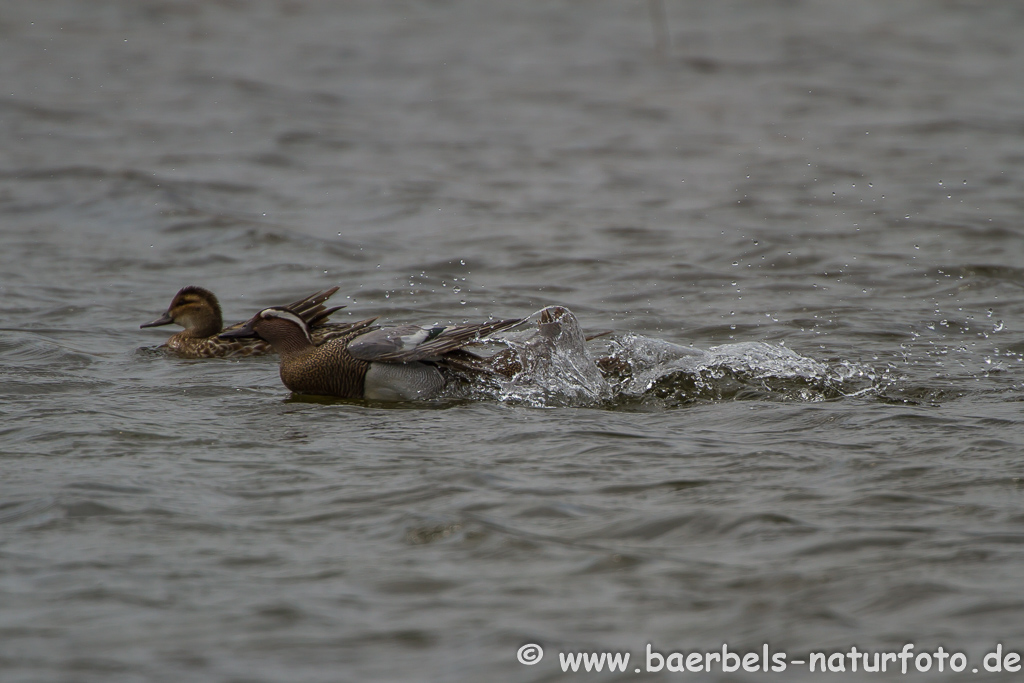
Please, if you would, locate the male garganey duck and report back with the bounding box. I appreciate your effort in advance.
[141,286,371,358]
[219,306,525,400]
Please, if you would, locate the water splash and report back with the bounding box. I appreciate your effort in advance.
[450,306,612,406]
[448,306,877,408]
[602,335,875,405]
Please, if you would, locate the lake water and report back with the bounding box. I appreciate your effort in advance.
[3,1,1024,681]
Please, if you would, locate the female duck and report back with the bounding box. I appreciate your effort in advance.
[219,307,524,400]
[141,286,357,358]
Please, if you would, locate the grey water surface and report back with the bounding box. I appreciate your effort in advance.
[3,1,1024,681]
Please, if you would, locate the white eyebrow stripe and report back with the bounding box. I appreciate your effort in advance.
[260,308,313,343]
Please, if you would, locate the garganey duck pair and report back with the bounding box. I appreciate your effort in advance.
[140,285,373,358]
[142,286,524,400]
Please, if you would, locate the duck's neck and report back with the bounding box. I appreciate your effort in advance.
[181,312,222,339]
[272,335,316,358]
[256,318,316,357]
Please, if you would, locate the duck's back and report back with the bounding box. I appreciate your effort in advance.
[166,331,272,358]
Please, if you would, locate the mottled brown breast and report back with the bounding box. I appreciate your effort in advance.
[277,331,372,398]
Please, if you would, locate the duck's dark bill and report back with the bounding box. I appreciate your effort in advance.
[140,312,174,328]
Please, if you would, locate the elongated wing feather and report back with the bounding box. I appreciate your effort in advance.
[313,317,380,344]
[348,318,525,362]
[285,287,341,322]
[304,305,344,328]
[221,287,342,336]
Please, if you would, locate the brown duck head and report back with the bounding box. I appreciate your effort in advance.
[220,307,315,355]
[141,286,224,338]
